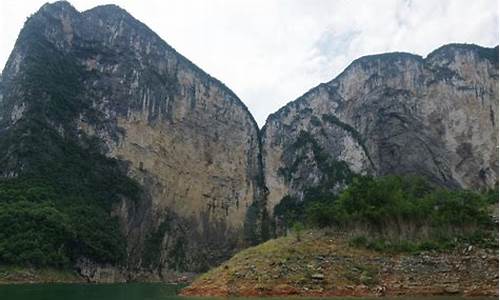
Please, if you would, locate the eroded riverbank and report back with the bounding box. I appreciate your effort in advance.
[181,231,498,297]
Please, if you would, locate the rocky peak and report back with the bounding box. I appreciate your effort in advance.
[426,43,499,66]
[337,52,424,77]
[38,1,78,16]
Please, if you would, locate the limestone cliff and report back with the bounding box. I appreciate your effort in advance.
[0,1,265,278]
[262,44,499,213]
[1,0,498,283]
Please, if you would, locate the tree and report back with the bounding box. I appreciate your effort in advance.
[291,222,305,242]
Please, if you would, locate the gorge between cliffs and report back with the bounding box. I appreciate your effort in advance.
[0,1,498,297]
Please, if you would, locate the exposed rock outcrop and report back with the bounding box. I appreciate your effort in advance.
[262,44,499,213]
[75,258,127,283]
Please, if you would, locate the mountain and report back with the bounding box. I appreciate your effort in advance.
[183,44,499,296]
[0,1,267,281]
[0,0,498,283]
[262,44,498,215]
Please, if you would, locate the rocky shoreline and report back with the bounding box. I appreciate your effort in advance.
[181,232,499,297]
[0,266,85,285]
[0,265,194,285]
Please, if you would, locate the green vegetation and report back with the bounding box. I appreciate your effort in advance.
[275,175,497,252]
[279,130,355,187]
[0,200,72,267]
[0,178,130,267]
[348,231,495,253]
[0,16,140,268]
[244,200,271,246]
[483,184,499,204]
[343,262,378,286]
[291,222,304,242]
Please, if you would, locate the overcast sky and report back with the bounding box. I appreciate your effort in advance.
[1,0,498,126]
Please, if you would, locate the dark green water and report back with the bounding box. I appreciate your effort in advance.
[0,283,185,300]
[0,283,495,300]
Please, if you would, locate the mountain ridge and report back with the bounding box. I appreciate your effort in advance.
[0,0,497,283]
[264,43,498,126]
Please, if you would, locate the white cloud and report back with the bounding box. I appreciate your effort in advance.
[1,0,498,126]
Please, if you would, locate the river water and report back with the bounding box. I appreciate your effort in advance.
[0,283,184,300]
[0,283,495,300]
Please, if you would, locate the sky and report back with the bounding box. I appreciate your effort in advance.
[1,0,498,126]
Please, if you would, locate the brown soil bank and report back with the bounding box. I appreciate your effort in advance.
[181,231,498,297]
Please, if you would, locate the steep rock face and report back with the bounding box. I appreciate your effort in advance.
[1,0,498,281]
[0,2,265,276]
[262,44,499,212]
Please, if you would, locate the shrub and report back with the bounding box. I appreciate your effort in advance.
[276,175,496,252]
[0,201,72,267]
[291,222,305,242]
